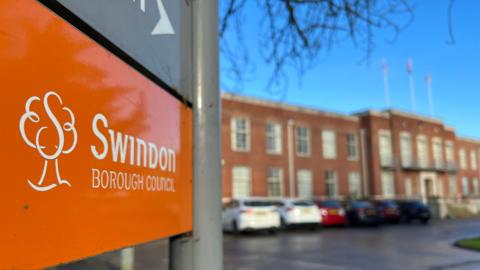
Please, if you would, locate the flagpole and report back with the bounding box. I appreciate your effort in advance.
[381,58,390,108]
[426,74,434,116]
[407,58,416,112]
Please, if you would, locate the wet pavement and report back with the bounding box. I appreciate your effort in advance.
[224,219,480,270]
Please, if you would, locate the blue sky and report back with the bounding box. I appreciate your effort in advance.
[220,0,480,139]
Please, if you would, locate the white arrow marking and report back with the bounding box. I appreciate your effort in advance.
[132,0,146,13]
[151,0,175,35]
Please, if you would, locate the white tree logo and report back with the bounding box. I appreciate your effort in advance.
[19,91,78,192]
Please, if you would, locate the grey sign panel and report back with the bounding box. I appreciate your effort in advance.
[56,0,192,102]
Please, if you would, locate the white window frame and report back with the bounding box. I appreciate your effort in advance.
[296,126,311,157]
[379,130,393,166]
[445,141,455,166]
[322,130,337,159]
[462,177,469,196]
[432,137,443,169]
[267,167,283,197]
[381,171,395,198]
[473,178,479,195]
[416,135,429,168]
[348,172,361,198]
[347,133,359,160]
[470,150,478,170]
[297,170,313,199]
[232,166,251,198]
[266,122,282,155]
[231,117,250,152]
[459,149,467,170]
[325,170,338,198]
[400,132,412,167]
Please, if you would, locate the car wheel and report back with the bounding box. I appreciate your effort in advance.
[232,220,239,234]
[268,228,277,235]
[420,218,429,225]
[280,218,288,230]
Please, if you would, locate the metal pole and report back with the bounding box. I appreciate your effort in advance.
[120,248,134,270]
[408,74,416,113]
[383,75,390,108]
[381,58,390,108]
[171,0,221,270]
[426,74,434,116]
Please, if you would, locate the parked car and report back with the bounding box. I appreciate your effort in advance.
[222,198,280,233]
[315,200,347,226]
[396,200,431,224]
[345,200,382,226]
[373,200,401,224]
[274,199,322,229]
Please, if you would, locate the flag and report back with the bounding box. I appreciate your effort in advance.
[425,73,432,85]
[407,58,413,74]
[381,58,388,76]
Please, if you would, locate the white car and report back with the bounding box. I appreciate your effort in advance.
[222,198,281,233]
[274,199,322,229]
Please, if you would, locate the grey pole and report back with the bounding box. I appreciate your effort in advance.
[170,0,221,269]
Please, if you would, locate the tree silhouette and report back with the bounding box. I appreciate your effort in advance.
[19,91,78,191]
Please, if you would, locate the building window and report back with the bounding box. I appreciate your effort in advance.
[297,170,313,199]
[348,172,361,198]
[416,135,429,168]
[474,178,479,195]
[381,171,395,198]
[379,130,393,166]
[267,168,283,197]
[232,166,251,198]
[470,150,478,170]
[432,138,443,169]
[231,117,250,152]
[400,132,412,167]
[445,141,455,167]
[296,127,311,156]
[325,170,338,198]
[448,175,457,196]
[347,133,359,160]
[459,149,467,170]
[266,122,282,154]
[405,178,413,197]
[322,130,337,159]
[462,177,469,196]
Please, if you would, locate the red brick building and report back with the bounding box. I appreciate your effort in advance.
[222,93,480,203]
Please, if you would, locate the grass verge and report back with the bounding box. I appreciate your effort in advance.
[455,237,480,251]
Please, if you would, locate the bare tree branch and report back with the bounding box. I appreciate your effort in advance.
[220,0,415,96]
[446,0,456,45]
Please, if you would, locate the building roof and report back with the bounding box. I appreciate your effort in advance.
[222,92,480,144]
[222,92,359,122]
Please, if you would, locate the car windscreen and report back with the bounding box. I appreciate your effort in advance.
[293,201,315,207]
[318,201,341,208]
[377,201,397,208]
[270,201,284,207]
[244,201,273,207]
[351,201,373,208]
[399,201,426,208]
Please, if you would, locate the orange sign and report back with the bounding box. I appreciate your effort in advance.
[0,0,192,269]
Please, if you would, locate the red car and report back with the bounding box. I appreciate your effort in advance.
[315,200,347,226]
[373,200,401,223]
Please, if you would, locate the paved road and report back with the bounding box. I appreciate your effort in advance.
[224,219,480,270]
